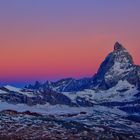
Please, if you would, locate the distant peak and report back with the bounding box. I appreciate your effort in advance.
[114,42,126,51]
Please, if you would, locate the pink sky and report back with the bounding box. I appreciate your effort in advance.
[0,0,140,85]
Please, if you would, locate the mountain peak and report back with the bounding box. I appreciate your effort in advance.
[114,42,126,51]
[93,42,136,89]
[113,42,134,64]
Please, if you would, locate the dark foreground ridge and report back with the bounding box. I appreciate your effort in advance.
[0,110,140,140]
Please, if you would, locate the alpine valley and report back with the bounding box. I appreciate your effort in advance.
[0,42,140,140]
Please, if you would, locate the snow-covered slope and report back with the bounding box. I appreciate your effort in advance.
[4,85,21,92]
[62,80,139,104]
[0,85,76,106]
[2,85,36,97]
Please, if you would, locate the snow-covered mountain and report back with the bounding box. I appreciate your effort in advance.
[25,42,140,92]
[0,42,140,139]
[0,42,139,110]
[92,42,140,90]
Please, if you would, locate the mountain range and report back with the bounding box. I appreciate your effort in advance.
[0,42,140,108]
[0,42,140,106]
[0,42,140,139]
[25,42,140,91]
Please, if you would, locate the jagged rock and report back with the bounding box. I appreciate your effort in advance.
[114,42,126,51]
[26,78,93,92]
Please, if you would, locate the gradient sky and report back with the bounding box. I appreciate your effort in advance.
[0,0,140,86]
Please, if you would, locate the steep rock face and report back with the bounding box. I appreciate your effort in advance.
[92,42,139,89]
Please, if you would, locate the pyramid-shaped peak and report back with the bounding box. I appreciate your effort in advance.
[114,42,126,51]
[113,42,134,64]
[93,42,136,90]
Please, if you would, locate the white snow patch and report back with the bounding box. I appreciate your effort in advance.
[0,90,8,94]
[4,85,21,92]
[4,85,35,97]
